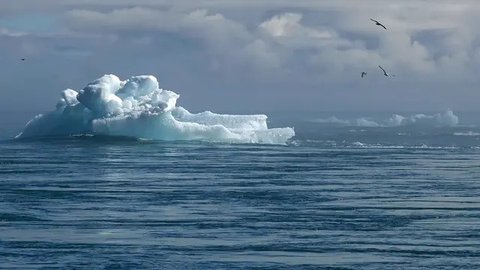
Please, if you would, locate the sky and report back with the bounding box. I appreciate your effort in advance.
[0,0,479,113]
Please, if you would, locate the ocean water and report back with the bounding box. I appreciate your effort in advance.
[1,111,480,269]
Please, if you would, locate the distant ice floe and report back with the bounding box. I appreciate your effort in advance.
[453,131,480,136]
[17,74,295,144]
[313,116,350,125]
[313,110,459,128]
[350,141,458,150]
[386,110,458,127]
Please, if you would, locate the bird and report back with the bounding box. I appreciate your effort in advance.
[378,65,389,76]
[370,19,387,30]
[361,72,367,78]
[21,58,25,61]
[378,65,395,77]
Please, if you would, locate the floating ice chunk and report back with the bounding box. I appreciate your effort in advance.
[352,141,365,147]
[435,110,458,127]
[386,114,405,127]
[386,110,458,127]
[454,131,480,136]
[313,110,459,128]
[355,118,380,127]
[312,116,350,125]
[16,74,295,144]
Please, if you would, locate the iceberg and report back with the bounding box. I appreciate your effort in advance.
[17,75,295,144]
[313,110,459,128]
[386,110,458,127]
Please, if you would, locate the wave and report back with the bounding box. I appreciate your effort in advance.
[16,75,295,144]
[313,110,459,128]
[349,142,459,150]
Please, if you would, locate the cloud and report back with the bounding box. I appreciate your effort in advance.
[64,8,259,68]
[0,27,26,37]
[259,13,336,47]
[60,3,480,82]
[65,7,250,42]
[53,45,92,57]
[2,0,480,112]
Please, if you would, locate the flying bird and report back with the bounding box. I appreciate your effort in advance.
[361,72,367,78]
[21,58,25,61]
[378,65,395,77]
[370,19,387,30]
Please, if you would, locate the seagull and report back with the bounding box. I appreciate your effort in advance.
[361,72,367,78]
[370,19,387,30]
[378,65,395,77]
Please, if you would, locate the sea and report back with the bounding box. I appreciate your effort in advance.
[1,111,480,269]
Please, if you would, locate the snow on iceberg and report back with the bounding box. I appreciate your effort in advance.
[16,74,295,144]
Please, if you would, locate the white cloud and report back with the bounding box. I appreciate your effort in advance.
[2,0,480,112]
[259,13,335,47]
[260,13,303,38]
[61,3,480,83]
[0,28,26,37]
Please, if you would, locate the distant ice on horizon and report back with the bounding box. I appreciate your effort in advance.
[313,110,459,128]
[16,74,295,144]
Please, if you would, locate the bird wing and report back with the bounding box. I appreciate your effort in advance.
[378,66,388,76]
[371,19,387,29]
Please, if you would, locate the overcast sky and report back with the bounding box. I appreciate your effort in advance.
[1,0,479,113]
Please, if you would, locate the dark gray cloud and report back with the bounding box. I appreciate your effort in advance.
[1,0,479,113]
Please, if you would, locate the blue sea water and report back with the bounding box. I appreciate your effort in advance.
[1,111,480,269]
